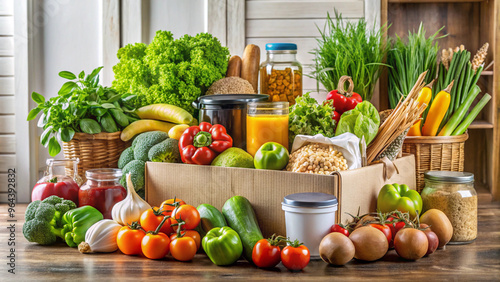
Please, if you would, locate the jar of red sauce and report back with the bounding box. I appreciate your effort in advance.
[79,168,126,219]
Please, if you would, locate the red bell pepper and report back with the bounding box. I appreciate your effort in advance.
[179,122,233,165]
[326,75,362,114]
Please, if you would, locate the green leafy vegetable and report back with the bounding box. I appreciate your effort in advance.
[335,101,380,144]
[387,23,442,109]
[310,11,388,101]
[27,67,138,156]
[288,93,336,145]
[112,31,230,115]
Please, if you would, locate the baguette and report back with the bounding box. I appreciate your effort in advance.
[226,55,242,77]
[241,44,260,93]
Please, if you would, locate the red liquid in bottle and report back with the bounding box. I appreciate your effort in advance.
[79,181,126,219]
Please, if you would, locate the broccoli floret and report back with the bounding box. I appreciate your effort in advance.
[148,138,181,163]
[120,160,146,191]
[133,131,168,161]
[23,196,76,245]
[118,147,135,169]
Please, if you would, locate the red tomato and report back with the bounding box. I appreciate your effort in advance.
[420,224,439,256]
[281,244,310,271]
[160,198,186,216]
[141,232,170,259]
[330,224,349,236]
[332,111,341,124]
[252,239,282,268]
[170,237,197,261]
[171,205,200,230]
[369,223,392,245]
[387,217,406,248]
[117,225,145,256]
[32,180,80,204]
[140,207,174,235]
[170,230,201,250]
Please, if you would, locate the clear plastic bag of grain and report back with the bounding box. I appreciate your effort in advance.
[286,143,348,175]
[421,171,477,244]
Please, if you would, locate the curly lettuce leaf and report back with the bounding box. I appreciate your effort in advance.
[288,93,336,145]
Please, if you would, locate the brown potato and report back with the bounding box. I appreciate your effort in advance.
[420,209,453,248]
[349,226,388,261]
[319,233,355,265]
[394,228,428,260]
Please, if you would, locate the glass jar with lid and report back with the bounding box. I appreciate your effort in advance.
[79,168,127,219]
[32,158,81,204]
[420,171,477,244]
[260,43,302,105]
[246,102,289,156]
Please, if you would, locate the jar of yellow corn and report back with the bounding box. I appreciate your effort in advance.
[259,43,302,105]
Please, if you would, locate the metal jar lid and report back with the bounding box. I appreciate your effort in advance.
[424,171,474,183]
[192,94,269,108]
[283,192,338,208]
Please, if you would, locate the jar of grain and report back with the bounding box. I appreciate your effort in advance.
[260,43,302,105]
[421,171,477,244]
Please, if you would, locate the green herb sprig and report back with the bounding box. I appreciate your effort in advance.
[27,67,137,156]
[310,11,389,102]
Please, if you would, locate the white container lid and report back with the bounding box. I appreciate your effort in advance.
[282,192,338,208]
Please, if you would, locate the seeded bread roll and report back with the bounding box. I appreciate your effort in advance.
[206,77,255,95]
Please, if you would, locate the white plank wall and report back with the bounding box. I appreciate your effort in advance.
[0,77,14,94]
[244,0,366,95]
[0,135,15,153]
[0,0,15,201]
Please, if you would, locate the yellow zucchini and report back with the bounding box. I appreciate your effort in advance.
[136,104,193,124]
[121,119,176,141]
[422,81,453,136]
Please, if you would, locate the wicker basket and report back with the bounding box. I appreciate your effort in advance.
[62,132,129,181]
[402,133,468,192]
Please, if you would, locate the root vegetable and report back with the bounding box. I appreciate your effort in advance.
[319,233,355,265]
[394,228,428,260]
[420,224,439,256]
[349,226,388,261]
[420,209,453,248]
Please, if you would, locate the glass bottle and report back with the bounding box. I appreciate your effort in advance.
[420,171,477,244]
[32,159,81,204]
[246,102,289,156]
[79,168,127,219]
[260,43,302,105]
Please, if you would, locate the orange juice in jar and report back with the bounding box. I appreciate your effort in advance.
[246,102,289,156]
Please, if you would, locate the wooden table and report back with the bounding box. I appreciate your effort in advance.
[2,202,500,281]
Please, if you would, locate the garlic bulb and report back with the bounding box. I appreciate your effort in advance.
[111,173,151,225]
[78,219,122,253]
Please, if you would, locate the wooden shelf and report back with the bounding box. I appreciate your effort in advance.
[468,120,494,129]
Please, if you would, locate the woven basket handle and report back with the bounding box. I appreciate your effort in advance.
[337,76,354,97]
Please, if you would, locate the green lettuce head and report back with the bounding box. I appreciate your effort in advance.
[335,101,380,144]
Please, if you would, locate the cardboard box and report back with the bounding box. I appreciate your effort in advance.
[146,154,416,238]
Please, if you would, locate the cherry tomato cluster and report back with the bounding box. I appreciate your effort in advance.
[252,235,310,271]
[116,198,201,260]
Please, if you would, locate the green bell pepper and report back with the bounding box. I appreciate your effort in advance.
[377,183,423,218]
[202,226,243,266]
[61,205,103,247]
[254,142,289,170]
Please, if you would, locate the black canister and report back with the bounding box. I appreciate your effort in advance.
[192,94,268,150]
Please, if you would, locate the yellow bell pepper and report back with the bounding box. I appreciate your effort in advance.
[422,81,454,136]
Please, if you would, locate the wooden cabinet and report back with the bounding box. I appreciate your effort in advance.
[380,0,499,200]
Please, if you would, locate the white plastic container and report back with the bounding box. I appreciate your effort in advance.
[282,192,338,258]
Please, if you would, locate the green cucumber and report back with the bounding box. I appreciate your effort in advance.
[196,204,227,237]
[222,196,263,263]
